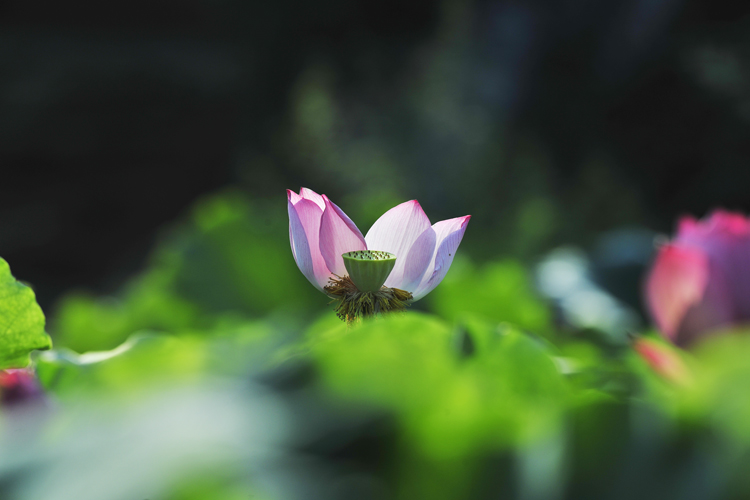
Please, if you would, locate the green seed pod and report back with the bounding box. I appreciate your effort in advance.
[342,250,397,292]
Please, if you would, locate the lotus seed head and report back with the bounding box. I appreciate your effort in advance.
[341,250,396,292]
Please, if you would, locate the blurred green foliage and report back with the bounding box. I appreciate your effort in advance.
[36,333,209,399]
[426,258,552,334]
[681,331,750,445]
[4,189,750,500]
[307,314,566,500]
[310,314,564,456]
[51,191,320,353]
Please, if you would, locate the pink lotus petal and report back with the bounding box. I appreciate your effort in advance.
[288,189,303,205]
[319,195,367,277]
[412,215,470,301]
[707,209,750,235]
[673,266,736,346]
[676,215,698,236]
[365,200,434,290]
[678,209,750,240]
[398,226,438,292]
[300,187,326,210]
[287,191,322,291]
[676,210,750,319]
[296,198,332,288]
[288,192,329,290]
[645,243,710,342]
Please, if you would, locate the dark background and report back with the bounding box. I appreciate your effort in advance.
[2,0,750,310]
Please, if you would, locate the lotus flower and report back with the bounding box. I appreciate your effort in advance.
[645,209,750,346]
[287,188,470,319]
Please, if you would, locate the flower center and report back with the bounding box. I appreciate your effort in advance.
[341,250,396,292]
[324,250,412,324]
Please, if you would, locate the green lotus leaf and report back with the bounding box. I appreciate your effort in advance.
[0,257,52,368]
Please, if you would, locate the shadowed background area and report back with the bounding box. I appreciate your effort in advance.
[3,0,750,313]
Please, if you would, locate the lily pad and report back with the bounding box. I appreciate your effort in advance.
[0,257,52,368]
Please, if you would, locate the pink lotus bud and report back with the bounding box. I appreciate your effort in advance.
[645,210,750,346]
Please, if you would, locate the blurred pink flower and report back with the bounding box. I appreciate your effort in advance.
[287,188,470,301]
[0,368,45,408]
[645,209,750,346]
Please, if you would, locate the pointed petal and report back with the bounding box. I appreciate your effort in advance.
[412,215,470,301]
[319,195,367,277]
[288,196,316,288]
[288,189,303,205]
[677,210,750,243]
[287,191,330,291]
[706,209,750,235]
[396,226,437,291]
[365,200,434,289]
[300,187,326,210]
[645,243,710,342]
